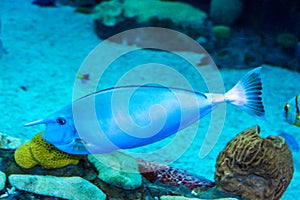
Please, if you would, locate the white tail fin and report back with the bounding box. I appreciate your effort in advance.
[225,67,265,118]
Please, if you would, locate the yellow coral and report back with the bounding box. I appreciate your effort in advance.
[213,25,231,40]
[14,132,83,169]
[14,142,38,169]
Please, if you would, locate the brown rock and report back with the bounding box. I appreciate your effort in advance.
[215,126,294,200]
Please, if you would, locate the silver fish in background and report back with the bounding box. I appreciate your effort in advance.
[284,95,300,127]
[25,67,265,155]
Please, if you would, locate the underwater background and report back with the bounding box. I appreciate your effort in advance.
[0,0,300,199]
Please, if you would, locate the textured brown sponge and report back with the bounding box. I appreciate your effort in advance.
[215,126,294,200]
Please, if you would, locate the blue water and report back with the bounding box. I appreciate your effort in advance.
[279,131,299,152]
[1,1,300,199]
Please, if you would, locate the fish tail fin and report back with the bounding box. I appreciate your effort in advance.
[225,67,265,118]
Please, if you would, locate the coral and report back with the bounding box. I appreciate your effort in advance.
[14,142,38,169]
[210,0,243,26]
[122,0,206,25]
[93,0,123,27]
[277,33,298,48]
[88,151,142,190]
[213,25,231,40]
[215,126,294,200]
[137,159,215,190]
[9,175,106,200]
[93,0,206,39]
[94,0,206,27]
[213,47,263,68]
[14,133,83,169]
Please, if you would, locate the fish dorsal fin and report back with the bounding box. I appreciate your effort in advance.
[75,85,207,101]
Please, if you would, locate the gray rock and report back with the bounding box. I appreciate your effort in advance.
[0,171,6,191]
[0,132,24,150]
[88,151,142,190]
[8,175,106,200]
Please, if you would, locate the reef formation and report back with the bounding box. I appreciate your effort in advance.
[137,158,215,190]
[215,126,294,200]
[0,125,295,199]
[14,132,83,169]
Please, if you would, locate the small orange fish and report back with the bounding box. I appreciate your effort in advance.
[77,73,90,83]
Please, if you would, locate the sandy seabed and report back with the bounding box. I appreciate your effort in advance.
[0,0,300,199]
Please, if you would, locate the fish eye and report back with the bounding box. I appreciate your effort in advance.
[284,103,290,118]
[284,103,290,111]
[56,117,66,125]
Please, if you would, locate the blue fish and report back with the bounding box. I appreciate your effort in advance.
[25,67,265,155]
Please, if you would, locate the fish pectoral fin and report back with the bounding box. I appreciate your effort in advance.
[72,138,89,152]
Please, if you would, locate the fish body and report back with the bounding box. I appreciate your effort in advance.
[284,95,300,127]
[25,67,265,155]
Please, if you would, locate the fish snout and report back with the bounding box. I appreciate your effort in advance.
[24,119,48,127]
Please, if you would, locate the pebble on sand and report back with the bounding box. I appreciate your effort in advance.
[88,151,142,190]
[0,171,6,191]
[0,132,24,150]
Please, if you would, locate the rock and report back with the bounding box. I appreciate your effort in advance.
[210,0,243,26]
[160,196,200,200]
[213,48,263,69]
[276,33,298,48]
[160,196,238,200]
[137,159,215,189]
[0,171,6,191]
[215,126,294,200]
[0,132,24,150]
[8,174,106,200]
[93,0,207,39]
[88,151,142,190]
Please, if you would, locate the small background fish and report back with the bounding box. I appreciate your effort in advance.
[284,95,300,127]
[77,73,90,84]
